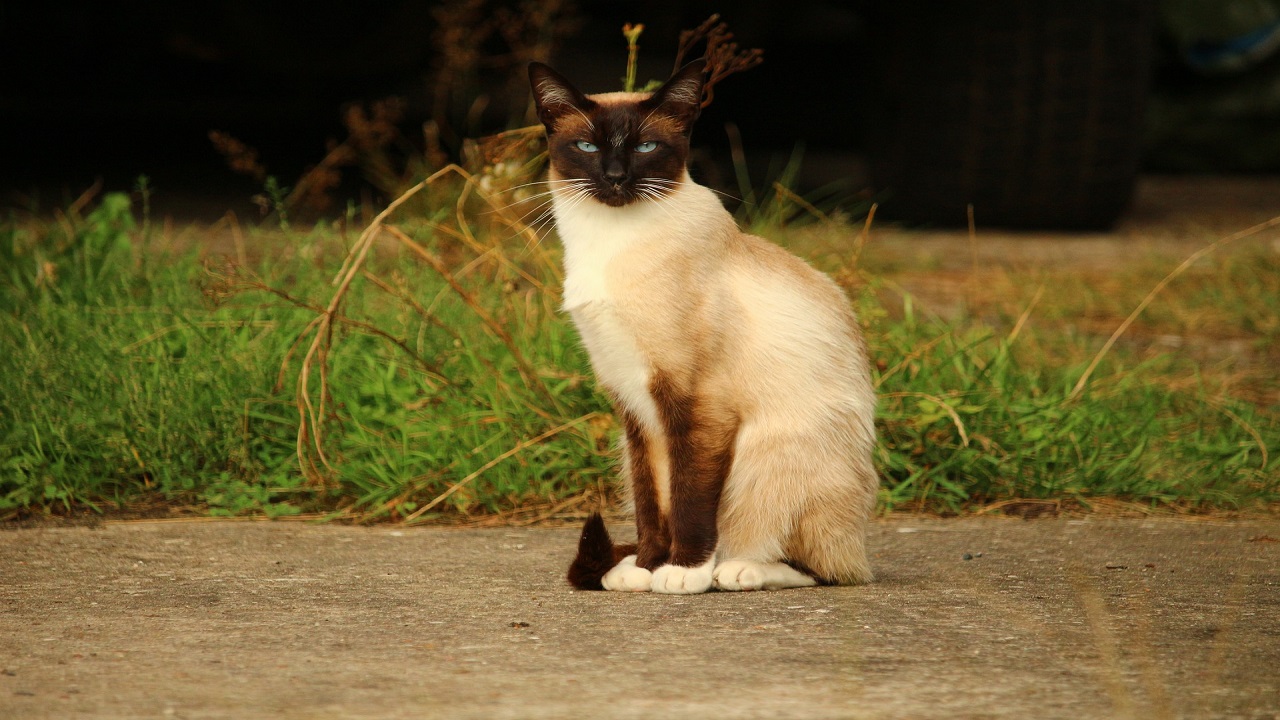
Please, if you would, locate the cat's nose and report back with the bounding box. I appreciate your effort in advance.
[604,160,628,185]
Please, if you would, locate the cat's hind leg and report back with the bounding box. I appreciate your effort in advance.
[785,460,878,586]
[713,559,817,591]
[715,426,874,589]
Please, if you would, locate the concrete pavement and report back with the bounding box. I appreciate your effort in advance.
[2,516,1277,719]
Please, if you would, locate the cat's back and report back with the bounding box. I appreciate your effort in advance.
[713,228,874,414]
[726,230,859,337]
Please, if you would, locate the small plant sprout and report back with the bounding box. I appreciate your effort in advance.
[622,23,645,93]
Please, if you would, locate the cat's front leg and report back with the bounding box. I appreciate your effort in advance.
[621,412,672,571]
[601,554,653,592]
[651,554,716,594]
[649,379,736,595]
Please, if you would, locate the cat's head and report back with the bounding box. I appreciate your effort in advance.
[528,60,706,207]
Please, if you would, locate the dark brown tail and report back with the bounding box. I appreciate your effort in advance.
[566,513,637,590]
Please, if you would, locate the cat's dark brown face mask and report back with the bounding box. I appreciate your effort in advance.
[529,60,705,207]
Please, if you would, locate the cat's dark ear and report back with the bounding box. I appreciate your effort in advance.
[642,59,707,130]
[528,62,593,133]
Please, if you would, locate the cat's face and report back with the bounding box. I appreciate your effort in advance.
[529,61,705,207]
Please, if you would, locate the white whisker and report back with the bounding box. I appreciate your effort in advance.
[636,104,666,135]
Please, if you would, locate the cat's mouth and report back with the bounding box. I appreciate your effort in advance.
[596,184,637,207]
[599,179,678,207]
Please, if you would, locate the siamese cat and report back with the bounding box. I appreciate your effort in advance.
[529,60,878,594]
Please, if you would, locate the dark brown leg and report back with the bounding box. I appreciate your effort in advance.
[651,373,737,568]
[620,410,669,571]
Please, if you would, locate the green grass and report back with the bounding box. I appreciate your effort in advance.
[2,187,1277,522]
[867,296,1276,511]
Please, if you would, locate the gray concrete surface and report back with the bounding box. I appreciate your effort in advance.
[1,517,1278,719]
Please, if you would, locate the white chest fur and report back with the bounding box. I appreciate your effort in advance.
[552,181,686,430]
[555,193,665,430]
[555,197,666,311]
[551,177,725,430]
[552,172,721,308]
[569,302,661,432]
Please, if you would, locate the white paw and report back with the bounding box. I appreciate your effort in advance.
[713,559,765,591]
[651,556,715,594]
[601,555,652,592]
[713,559,818,591]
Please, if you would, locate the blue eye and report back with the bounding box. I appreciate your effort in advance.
[635,141,658,153]
[575,140,598,152]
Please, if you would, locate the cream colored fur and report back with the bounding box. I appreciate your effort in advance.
[601,554,652,592]
[713,560,817,591]
[551,100,878,589]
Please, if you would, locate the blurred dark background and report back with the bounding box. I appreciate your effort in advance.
[3,0,1279,228]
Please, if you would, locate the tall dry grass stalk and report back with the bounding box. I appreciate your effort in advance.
[286,158,562,486]
[1068,214,1280,402]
